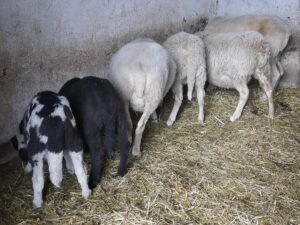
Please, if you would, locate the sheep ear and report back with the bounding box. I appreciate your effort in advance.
[10,136,19,151]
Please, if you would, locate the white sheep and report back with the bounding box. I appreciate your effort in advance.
[163,32,206,126]
[109,38,176,156]
[200,15,291,91]
[200,31,274,122]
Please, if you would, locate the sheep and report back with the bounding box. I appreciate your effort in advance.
[201,31,274,122]
[199,14,291,91]
[11,91,91,208]
[59,76,129,189]
[109,38,176,157]
[163,32,206,126]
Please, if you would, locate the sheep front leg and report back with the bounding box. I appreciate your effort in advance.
[32,156,44,208]
[69,151,91,199]
[167,80,183,127]
[230,82,249,122]
[132,104,152,157]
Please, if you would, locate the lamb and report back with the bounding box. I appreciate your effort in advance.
[59,76,129,189]
[109,38,176,157]
[163,32,206,126]
[201,31,274,122]
[11,91,91,208]
[200,15,291,91]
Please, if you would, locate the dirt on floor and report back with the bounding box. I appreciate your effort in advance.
[0,85,299,225]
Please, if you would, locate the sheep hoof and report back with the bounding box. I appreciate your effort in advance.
[51,178,62,188]
[132,148,141,157]
[198,119,204,126]
[67,168,75,175]
[116,170,126,177]
[132,152,141,157]
[33,199,42,208]
[230,116,237,122]
[166,119,174,127]
[108,153,116,160]
[105,150,116,160]
[88,178,99,189]
[82,188,91,199]
[152,119,158,123]
[53,183,61,188]
[259,93,268,102]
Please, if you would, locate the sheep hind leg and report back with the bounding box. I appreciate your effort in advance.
[260,59,280,101]
[276,58,284,76]
[167,80,183,127]
[230,83,249,122]
[47,151,63,188]
[64,150,74,175]
[84,129,103,189]
[196,87,205,125]
[124,101,133,144]
[32,154,44,208]
[256,70,274,119]
[116,111,129,176]
[132,104,153,157]
[271,58,283,91]
[69,151,91,199]
[104,118,116,159]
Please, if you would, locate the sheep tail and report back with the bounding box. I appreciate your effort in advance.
[187,72,195,101]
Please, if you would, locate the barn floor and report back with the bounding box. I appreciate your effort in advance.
[0,85,299,225]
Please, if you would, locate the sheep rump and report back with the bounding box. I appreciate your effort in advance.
[109,38,176,156]
[200,14,291,91]
[202,31,274,121]
[163,32,206,126]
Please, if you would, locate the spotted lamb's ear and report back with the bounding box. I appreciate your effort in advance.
[10,136,19,151]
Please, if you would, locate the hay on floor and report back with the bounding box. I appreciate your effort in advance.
[0,86,299,225]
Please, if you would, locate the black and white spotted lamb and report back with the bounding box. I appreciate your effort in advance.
[11,91,91,208]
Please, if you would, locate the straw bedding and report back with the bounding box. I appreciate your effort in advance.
[0,85,299,225]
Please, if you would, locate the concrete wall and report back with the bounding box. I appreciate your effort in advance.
[0,0,214,143]
[0,0,299,143]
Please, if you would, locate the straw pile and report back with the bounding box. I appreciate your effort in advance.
[0,85,299,225]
